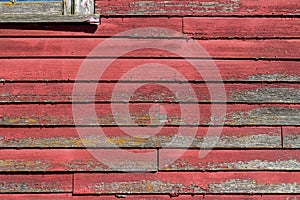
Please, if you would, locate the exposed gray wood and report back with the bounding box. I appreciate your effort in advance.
[65,0,94,15]
[0,127,281,149]
[0,2,62,15]
[0,14,100,23]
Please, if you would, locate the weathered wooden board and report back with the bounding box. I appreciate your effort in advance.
[0,174,72,193]
[0,194,77,200]
[0,39,299,59]
[1,83,299,103]
[0,127,281,148]
[0,104,299,126]
[184,17,300,39]
[74,172,300,194]
[0,14,100,23]
[1,59,299,82]
[0,18,182,37]
[0,3,62,15]
[1,194,299,200]
[95,0,300,16]
[0,149,157,172]
[283,126,300,148]
[0,17,299,38]
[159,150,300,171]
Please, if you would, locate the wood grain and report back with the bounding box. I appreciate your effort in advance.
[1,194,298,199]
[1,83,299,103]
[0,149,157,172]
[1,59,299,82]
[0,104,298,126]
[184,17,300,39]
[0,17,298,38]
[159,150,300,171]
[0,174,72,193]
[95,0,300,16]
[283,126,300,148]
[0,127,281,148]
[74,172,300,194]
[0,39,299,59]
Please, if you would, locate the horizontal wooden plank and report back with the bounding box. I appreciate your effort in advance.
[74,172,300,194]
[159,150,300,171]
[184,17,300,39]
[0,104,299,126]
[0,14,100,23]
[0,17,182,37]
[0,3,62,15]
[0,174,72,193]
[0,17,298,38]
[0,39,299,59]
[283,126,300,148]
[1,59,299,82]
[1,194,299,200]
[0,149,157,172]
[95,0,300,16]
[1,83,299,103]
[0,194,75,200]
[0,127,281,148]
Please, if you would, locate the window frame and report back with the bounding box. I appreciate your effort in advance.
[0,0,99,24]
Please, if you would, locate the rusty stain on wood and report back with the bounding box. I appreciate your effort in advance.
[0,127,281,148]
[87,180,206,194]
[0,0,299,197]
[0,104,298,126]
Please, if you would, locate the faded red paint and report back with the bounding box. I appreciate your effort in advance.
[0,0,299,198]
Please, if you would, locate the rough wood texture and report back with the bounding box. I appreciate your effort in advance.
[184,17,300,39]
[0,3,62,15]
[0,0,299,198]
[0,174,72,193]
[1,59,299,82]
[0,127,281,148]
[1,194,299,199]
[95,0,300,16]
[159,150,300,171]
[1,83,299,103]
[0,17,299,38]
[0,149,157,172]
[283,127,300,148]
[74,172,300,194]
[0,14,100,23]
[0,39,299,59]
[0,104,298,126]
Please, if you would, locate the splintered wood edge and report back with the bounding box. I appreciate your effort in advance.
[0,14,100,24]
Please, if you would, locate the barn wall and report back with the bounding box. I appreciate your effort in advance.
[0,0,300,199]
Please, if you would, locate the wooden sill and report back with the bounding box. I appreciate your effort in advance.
[0,14,100,24]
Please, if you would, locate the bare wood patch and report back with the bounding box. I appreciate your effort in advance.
[0,174,72,193]
[159,150,300,171]
[74,172,300,194]
[0,127,281,148]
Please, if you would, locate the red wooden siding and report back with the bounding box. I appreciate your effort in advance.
[0,0,299,199]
